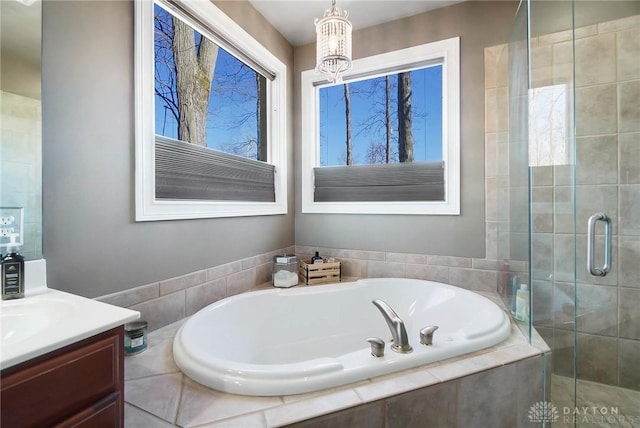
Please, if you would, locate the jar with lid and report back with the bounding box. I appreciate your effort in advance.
[272,254,298,288]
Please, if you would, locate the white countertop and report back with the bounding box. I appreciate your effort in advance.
[1,284,140,370]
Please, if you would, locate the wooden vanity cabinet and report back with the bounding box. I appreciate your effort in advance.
[1,327,125,428]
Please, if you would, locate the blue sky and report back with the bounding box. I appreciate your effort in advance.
[319,65,443,166]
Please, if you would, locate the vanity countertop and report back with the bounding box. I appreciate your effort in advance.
[1,288,139,370]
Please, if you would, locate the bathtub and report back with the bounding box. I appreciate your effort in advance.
[173,278,511,396]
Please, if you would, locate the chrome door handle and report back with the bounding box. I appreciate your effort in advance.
[587,213,611,276]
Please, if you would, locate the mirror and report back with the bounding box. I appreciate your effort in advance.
[1,0,42,260]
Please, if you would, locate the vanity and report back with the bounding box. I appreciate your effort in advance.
[1,261,139,427]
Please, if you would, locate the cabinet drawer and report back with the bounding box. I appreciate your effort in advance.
[54,392,122,428]
[1,328,122,428]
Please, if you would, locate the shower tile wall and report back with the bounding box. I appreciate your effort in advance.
[487,14,640,391]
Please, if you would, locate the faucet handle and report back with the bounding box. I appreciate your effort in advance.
[367,337,385,357]
[419,326,439,346]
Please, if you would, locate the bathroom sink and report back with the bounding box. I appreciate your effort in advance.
[1,297,79,346]
[0,288,139,370]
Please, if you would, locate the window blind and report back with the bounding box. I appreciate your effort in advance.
[155,137,275,202]
[313,162,444,202]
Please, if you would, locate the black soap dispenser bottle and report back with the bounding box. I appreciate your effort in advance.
[311,251,324,264]
[1,244,25,300]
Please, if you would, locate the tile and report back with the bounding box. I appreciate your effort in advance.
[385,381,457,428]
[427,255,472,268]
[366,261,404,278]
[620,287,640,340]
[286,401,384,428]
[620,185,640,236]
[540,29,573,47]
[618,338,640,391]
[96,283,159,308]
[532,165,554,187]
[457,364,518,428]
[354,368,440,403]
[201,412,267,428]
[617,27,640,81]
[125,337,180,380]
[485,343,542,365]
[619,132,640,184]
[159,270,207,296]
[207,261,242,281]
[472,259,500,270]
[484,44,505,90]
[339,258,367,278]
[576,283,618,336]
[124,403,176,428]
[553,329,575,378]
[553,40,574,84]
[333,248,386,261]
[531,233,553,281]
[227,268,256,296]
[448,268,498,293]
[619,80,640,133]
[576,135,618,185]
[486,132,498,177]
[255,262,273,286]
[553,282,575,331]
[552,234,576,283]
[427,354,501,382]
[176,377,281,427]
[386,252,425,264]
[264,390,361,427]
[575,84,618,137]
[576,333,618,386]
[516,356,545,427]
[185,278,226,316]
[531,44,553,88]
[598,14,640,34]
[574,33,617,87]
[619,236,640,288]
[130,291,185,332]
[574,185,619,236]
[404,264,449,283]
[125,373,183,423]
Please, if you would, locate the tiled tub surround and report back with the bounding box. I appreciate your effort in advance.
[97,245,528,334]
[484,14,640,391]
[124,290,548,428]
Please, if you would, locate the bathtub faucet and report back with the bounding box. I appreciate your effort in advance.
[372,299,413,353]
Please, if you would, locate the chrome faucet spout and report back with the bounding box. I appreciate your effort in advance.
[372,299,413,353]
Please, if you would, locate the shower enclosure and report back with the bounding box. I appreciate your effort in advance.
[491,1,639,426]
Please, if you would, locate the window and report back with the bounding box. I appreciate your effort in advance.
[301,37,460,215]
[135,0,287,221]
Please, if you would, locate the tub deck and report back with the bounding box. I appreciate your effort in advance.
[123,288,548,427]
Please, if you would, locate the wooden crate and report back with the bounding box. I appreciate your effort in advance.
[299,259,341,285]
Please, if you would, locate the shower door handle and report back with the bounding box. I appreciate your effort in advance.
[587,212,611,277]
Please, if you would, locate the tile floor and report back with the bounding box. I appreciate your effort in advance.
[550,375,640,428]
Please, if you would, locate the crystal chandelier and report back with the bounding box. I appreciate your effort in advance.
[315,0,352,83]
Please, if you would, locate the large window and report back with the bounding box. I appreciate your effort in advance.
[301,38,459,214]
[135,0,287,220]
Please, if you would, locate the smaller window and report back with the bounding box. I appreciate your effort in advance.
[301,37,460,215]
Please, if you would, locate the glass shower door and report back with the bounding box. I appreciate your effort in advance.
[528,1,640,426]
[570,2,640,426]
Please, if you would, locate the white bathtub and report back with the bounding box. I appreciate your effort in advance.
[173,278,511,396]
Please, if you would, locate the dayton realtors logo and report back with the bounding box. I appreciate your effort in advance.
[528,401,559,423]
[528,402,638,425]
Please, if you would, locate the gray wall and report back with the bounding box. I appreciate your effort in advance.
[293,1,519,257]
[42,0,295,298]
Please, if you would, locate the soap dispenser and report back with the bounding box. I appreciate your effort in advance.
[515,283,529,323]
[1,239,25,300]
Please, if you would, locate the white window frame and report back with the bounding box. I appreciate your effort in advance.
[301,37,460,215]
[134,0,287,221]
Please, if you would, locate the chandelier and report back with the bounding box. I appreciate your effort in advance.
[315,0,352,83]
